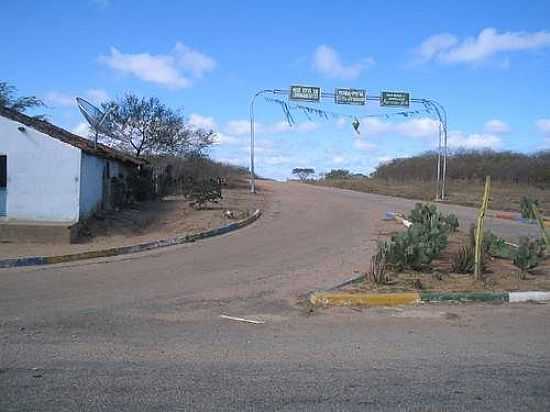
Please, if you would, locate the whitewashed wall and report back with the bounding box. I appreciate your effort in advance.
[0,116,81,223]
[79,152,104,219]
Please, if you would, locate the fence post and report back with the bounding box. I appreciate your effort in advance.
[474,176,491,280]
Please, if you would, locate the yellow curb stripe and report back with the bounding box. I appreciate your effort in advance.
[310,292,420,306]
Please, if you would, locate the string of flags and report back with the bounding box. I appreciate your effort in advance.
[265,97,433,135]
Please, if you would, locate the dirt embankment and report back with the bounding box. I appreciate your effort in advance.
[0,187,266,259]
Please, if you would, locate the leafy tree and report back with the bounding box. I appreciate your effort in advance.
[292,168,315,181]
[325,169,351,180]
[0,81,44,113]
[98,94,215,158]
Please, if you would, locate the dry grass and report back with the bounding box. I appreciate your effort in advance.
[313,178,550,213]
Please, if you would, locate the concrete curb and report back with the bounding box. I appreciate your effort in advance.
[0,209,262,269]
[309,290,550,307]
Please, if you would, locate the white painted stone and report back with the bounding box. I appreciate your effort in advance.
[509,291,550,303]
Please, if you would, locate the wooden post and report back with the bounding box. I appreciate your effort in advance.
[474,176,491,280]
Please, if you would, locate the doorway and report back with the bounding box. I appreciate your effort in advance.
[0,155,7,216]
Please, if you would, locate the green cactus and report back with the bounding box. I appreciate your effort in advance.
[520,196,540,220]
[513,237,546,272]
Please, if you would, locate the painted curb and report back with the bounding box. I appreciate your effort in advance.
[420,291,509,303]
[509,291,550,303]
[309,290,550,306]
[0,209,262,269]
[310,292,420,306]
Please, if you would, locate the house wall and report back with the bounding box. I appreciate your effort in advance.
[79,152,104,219]
[0,116,81,223]
[79,153,133,219]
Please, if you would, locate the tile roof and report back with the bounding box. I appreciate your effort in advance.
[0,106,144,166]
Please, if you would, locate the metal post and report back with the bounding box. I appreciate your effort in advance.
[250,95,256,193]
[426,99,447,201]
[249,90,275,193]
[437,102,448,200]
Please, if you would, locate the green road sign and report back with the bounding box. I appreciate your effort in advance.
[289,85,321,102]
[335,88,366,105]
[380,91,410,107]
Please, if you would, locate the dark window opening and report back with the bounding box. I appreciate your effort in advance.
[0,155,6,188]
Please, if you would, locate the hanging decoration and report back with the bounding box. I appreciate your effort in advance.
[265,97,431,135]
[352,118,360,135]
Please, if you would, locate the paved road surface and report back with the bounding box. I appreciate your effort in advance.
[1,182,548,411]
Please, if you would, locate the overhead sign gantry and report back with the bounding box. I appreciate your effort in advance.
[249,86,448,200]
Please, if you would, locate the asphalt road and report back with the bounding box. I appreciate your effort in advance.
[1,181,548,411]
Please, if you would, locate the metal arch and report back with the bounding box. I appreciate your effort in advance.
[249,89,448,199]
[249,90,282,193]
[421,99,448,200]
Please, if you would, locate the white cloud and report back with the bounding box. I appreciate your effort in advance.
[263,155,291,165]
[336,117,348,128]
[395,118,440,138]
[360,117,439,138]
[225,120,250,136]
[213,132,239,145]
[353,139,376,151]
[174,42,216,78]
[312,45,374,80]
[484,119,510,134]
[295,121,319,133]
[45,91,75,107]
[72,122,92,137]
[416,28,550,64]
[416,33,458,62]
[224,119,319,136]
[448,130,501,149]
[45,89,109,107]
[100,43,215,88]
[85,89,109,104]
[188,113,216,130]
[332,155,346,164]
[536,119,550,137]
[376,156,394,165]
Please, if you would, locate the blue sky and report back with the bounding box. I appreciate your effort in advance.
[2,0,550,179]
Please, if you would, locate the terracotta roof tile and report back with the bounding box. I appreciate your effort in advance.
[0,106,144,166]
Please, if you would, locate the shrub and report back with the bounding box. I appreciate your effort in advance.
[451,246,475,274]
[451,245,488,274]
[369,241,391,284]
[188,178,223,209]
[513,237,546,272]
[127,168,155,201]
[520,196,540,220]
[443,214,459,233]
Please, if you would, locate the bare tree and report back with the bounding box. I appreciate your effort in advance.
[0,81,44,114]
[99,94,215,158]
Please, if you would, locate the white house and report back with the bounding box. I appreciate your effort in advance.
[0,106,143,241]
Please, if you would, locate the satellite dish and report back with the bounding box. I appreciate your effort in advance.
[76,97,116,145]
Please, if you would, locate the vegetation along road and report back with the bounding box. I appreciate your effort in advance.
[1,181,548,411]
